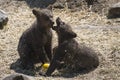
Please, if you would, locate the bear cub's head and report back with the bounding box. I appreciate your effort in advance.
[32,6,54,28]
[52,17,77,39]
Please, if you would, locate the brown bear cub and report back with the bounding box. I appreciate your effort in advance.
[17,7,54,69]
[44,17,99,76]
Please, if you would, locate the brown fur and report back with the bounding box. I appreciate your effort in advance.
[17,7,54,69]
[45,17,99,76]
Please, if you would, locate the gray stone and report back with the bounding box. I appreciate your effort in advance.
[24,0,56,8]
[108,2,120,19]
[2,74,34,80]
[0,10,8,29]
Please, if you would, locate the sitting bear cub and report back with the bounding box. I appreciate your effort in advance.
[17,7,54,69]
[44,17,99,76]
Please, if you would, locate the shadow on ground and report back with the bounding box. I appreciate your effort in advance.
[52,67,97,78]
[10,59,37,76]
[10,59,97,78]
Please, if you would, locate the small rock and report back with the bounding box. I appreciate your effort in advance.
[85,0,97,7]
[2,74,33,80]
[108,2,120,19]
[0,10,8,29]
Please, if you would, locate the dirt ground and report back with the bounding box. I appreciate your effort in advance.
[0,0,120,80]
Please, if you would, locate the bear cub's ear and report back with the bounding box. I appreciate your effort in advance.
[68,31,77,38]
[56,17,62,26]
[32,9,40,17]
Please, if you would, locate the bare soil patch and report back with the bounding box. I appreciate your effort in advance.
[0,0,120,80]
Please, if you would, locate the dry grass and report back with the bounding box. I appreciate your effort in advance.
[0,0,120,80]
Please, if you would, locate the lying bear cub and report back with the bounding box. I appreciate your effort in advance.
[43,17,99,76]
